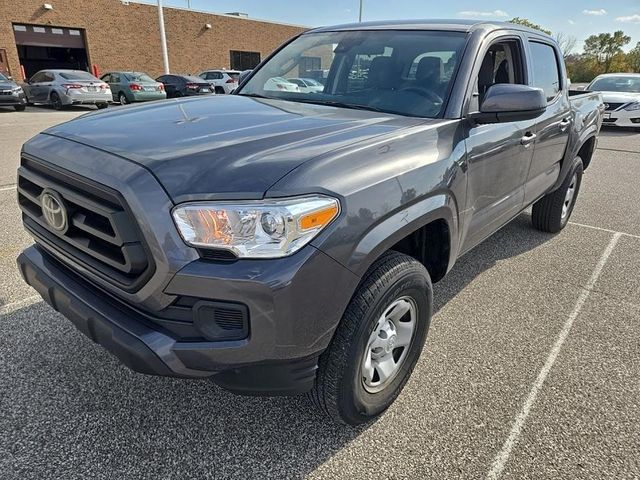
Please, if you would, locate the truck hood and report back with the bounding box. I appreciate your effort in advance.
[42,95,426,202]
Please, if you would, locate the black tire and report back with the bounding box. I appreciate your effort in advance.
[215,86,225,94]
[308,251,432,425]
[14,104,26,112]
[50,92,63,110]
[118,92,129,105]
[97,103,109,109]
[532,157,584,233]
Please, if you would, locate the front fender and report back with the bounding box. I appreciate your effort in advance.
[345,192,458,278]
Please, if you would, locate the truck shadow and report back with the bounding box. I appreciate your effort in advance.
[5,212,554,479]
[432,212,552,314]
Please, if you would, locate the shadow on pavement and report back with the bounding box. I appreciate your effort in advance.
[2,213,555,479]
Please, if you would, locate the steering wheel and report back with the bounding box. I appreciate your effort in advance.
[399,86,443,105]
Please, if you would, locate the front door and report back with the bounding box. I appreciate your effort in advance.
[461,36,537,252]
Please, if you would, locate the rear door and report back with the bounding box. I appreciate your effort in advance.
[523,40,571,204]
[461,35,538,252]
[100,74,116,100]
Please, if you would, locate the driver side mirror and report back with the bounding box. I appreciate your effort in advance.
[470,84,547,124]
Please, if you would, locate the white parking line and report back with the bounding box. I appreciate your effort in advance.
[569,221,640,240]
[0,295,41,317]
[486,232,622,480]
[0,184,16,192]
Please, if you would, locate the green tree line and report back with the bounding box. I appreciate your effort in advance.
[510,18,640,83]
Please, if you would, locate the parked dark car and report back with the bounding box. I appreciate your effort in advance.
[17,20,603,425]
[100,71,166,104]
[155,74,213,98]
[0,71,27,111]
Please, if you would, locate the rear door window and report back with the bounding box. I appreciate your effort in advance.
[528,41,561,102]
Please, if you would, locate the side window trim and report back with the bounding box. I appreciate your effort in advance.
[464,34,528,115]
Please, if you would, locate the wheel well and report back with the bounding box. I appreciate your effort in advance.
[389,219,450,283]
[577,136,596,170]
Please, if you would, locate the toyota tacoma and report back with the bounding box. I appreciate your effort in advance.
[17,20,603,425]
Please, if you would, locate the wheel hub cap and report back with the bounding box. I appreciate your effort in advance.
[361,296,417,394]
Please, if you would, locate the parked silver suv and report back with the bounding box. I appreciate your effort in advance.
[23,70,112,110]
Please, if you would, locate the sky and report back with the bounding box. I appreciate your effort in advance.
[146,0,640,53]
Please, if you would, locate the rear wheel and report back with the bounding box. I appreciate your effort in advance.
[14,104,26,112]
[50,92,63,110]
[97,103,109,109]
[308,251,432,425]
[215,86,225,94]
[532,157,583,233]
[118,92,129,105]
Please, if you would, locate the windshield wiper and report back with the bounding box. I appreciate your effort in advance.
[237,92,272,99]
[293,98,387,113]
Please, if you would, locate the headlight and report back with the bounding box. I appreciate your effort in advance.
[623,102,640,111]
[11,86,23,95]
[172,195,340,258]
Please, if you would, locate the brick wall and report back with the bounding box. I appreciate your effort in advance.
[0,0,306,80]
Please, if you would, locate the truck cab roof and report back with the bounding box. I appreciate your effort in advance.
[308,19,552,38]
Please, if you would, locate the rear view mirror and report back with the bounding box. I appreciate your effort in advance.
[471,84,547,124]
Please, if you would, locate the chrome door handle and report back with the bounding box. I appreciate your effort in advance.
[521,133,537,146]
[559,118,571,131]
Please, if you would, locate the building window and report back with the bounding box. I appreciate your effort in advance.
[230,50,261,70]
[299,56,321,75]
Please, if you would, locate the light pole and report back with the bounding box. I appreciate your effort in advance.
[358,0,363,22]
[157,0,170,74]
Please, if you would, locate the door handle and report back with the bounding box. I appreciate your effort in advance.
[521,132,537,146]
[559,118,571,131]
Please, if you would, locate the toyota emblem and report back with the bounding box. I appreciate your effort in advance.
[41,190,68,233]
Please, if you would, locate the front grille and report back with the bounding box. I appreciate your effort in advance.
[604,102,625,111]
[18,155,154,291]
[0,90,13,96]
[602,118,618,123]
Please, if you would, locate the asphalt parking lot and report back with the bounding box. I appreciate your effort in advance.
[0,106,638,479]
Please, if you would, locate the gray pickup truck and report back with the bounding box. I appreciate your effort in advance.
[17,20,603,425]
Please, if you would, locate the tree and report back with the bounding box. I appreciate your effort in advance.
[584,31,632,73]
[627,42,640,72]
[509,17,552,35]
[554,32,578,58]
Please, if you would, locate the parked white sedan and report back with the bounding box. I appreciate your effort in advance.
[263,77,300,93]
[289,78,324,93]
[588,73,640,129]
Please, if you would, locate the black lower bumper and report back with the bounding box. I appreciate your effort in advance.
[17,246,321,395]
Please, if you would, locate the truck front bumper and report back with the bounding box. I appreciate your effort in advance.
[18,244,359,395]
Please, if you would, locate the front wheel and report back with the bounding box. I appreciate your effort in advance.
[14,104,26,112]
[308,251,432,425]
[532,157,584,233]
[96,103,109,109]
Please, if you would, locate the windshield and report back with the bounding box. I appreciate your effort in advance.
[125,72,156,83]
[59,71,98,81]
[589,76,640,93]
[0,72,8,82]
[238,30,467,118]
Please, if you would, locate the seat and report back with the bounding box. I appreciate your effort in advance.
[494,60,510,84]
[478,53,495,100]
[366,57,397,90]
